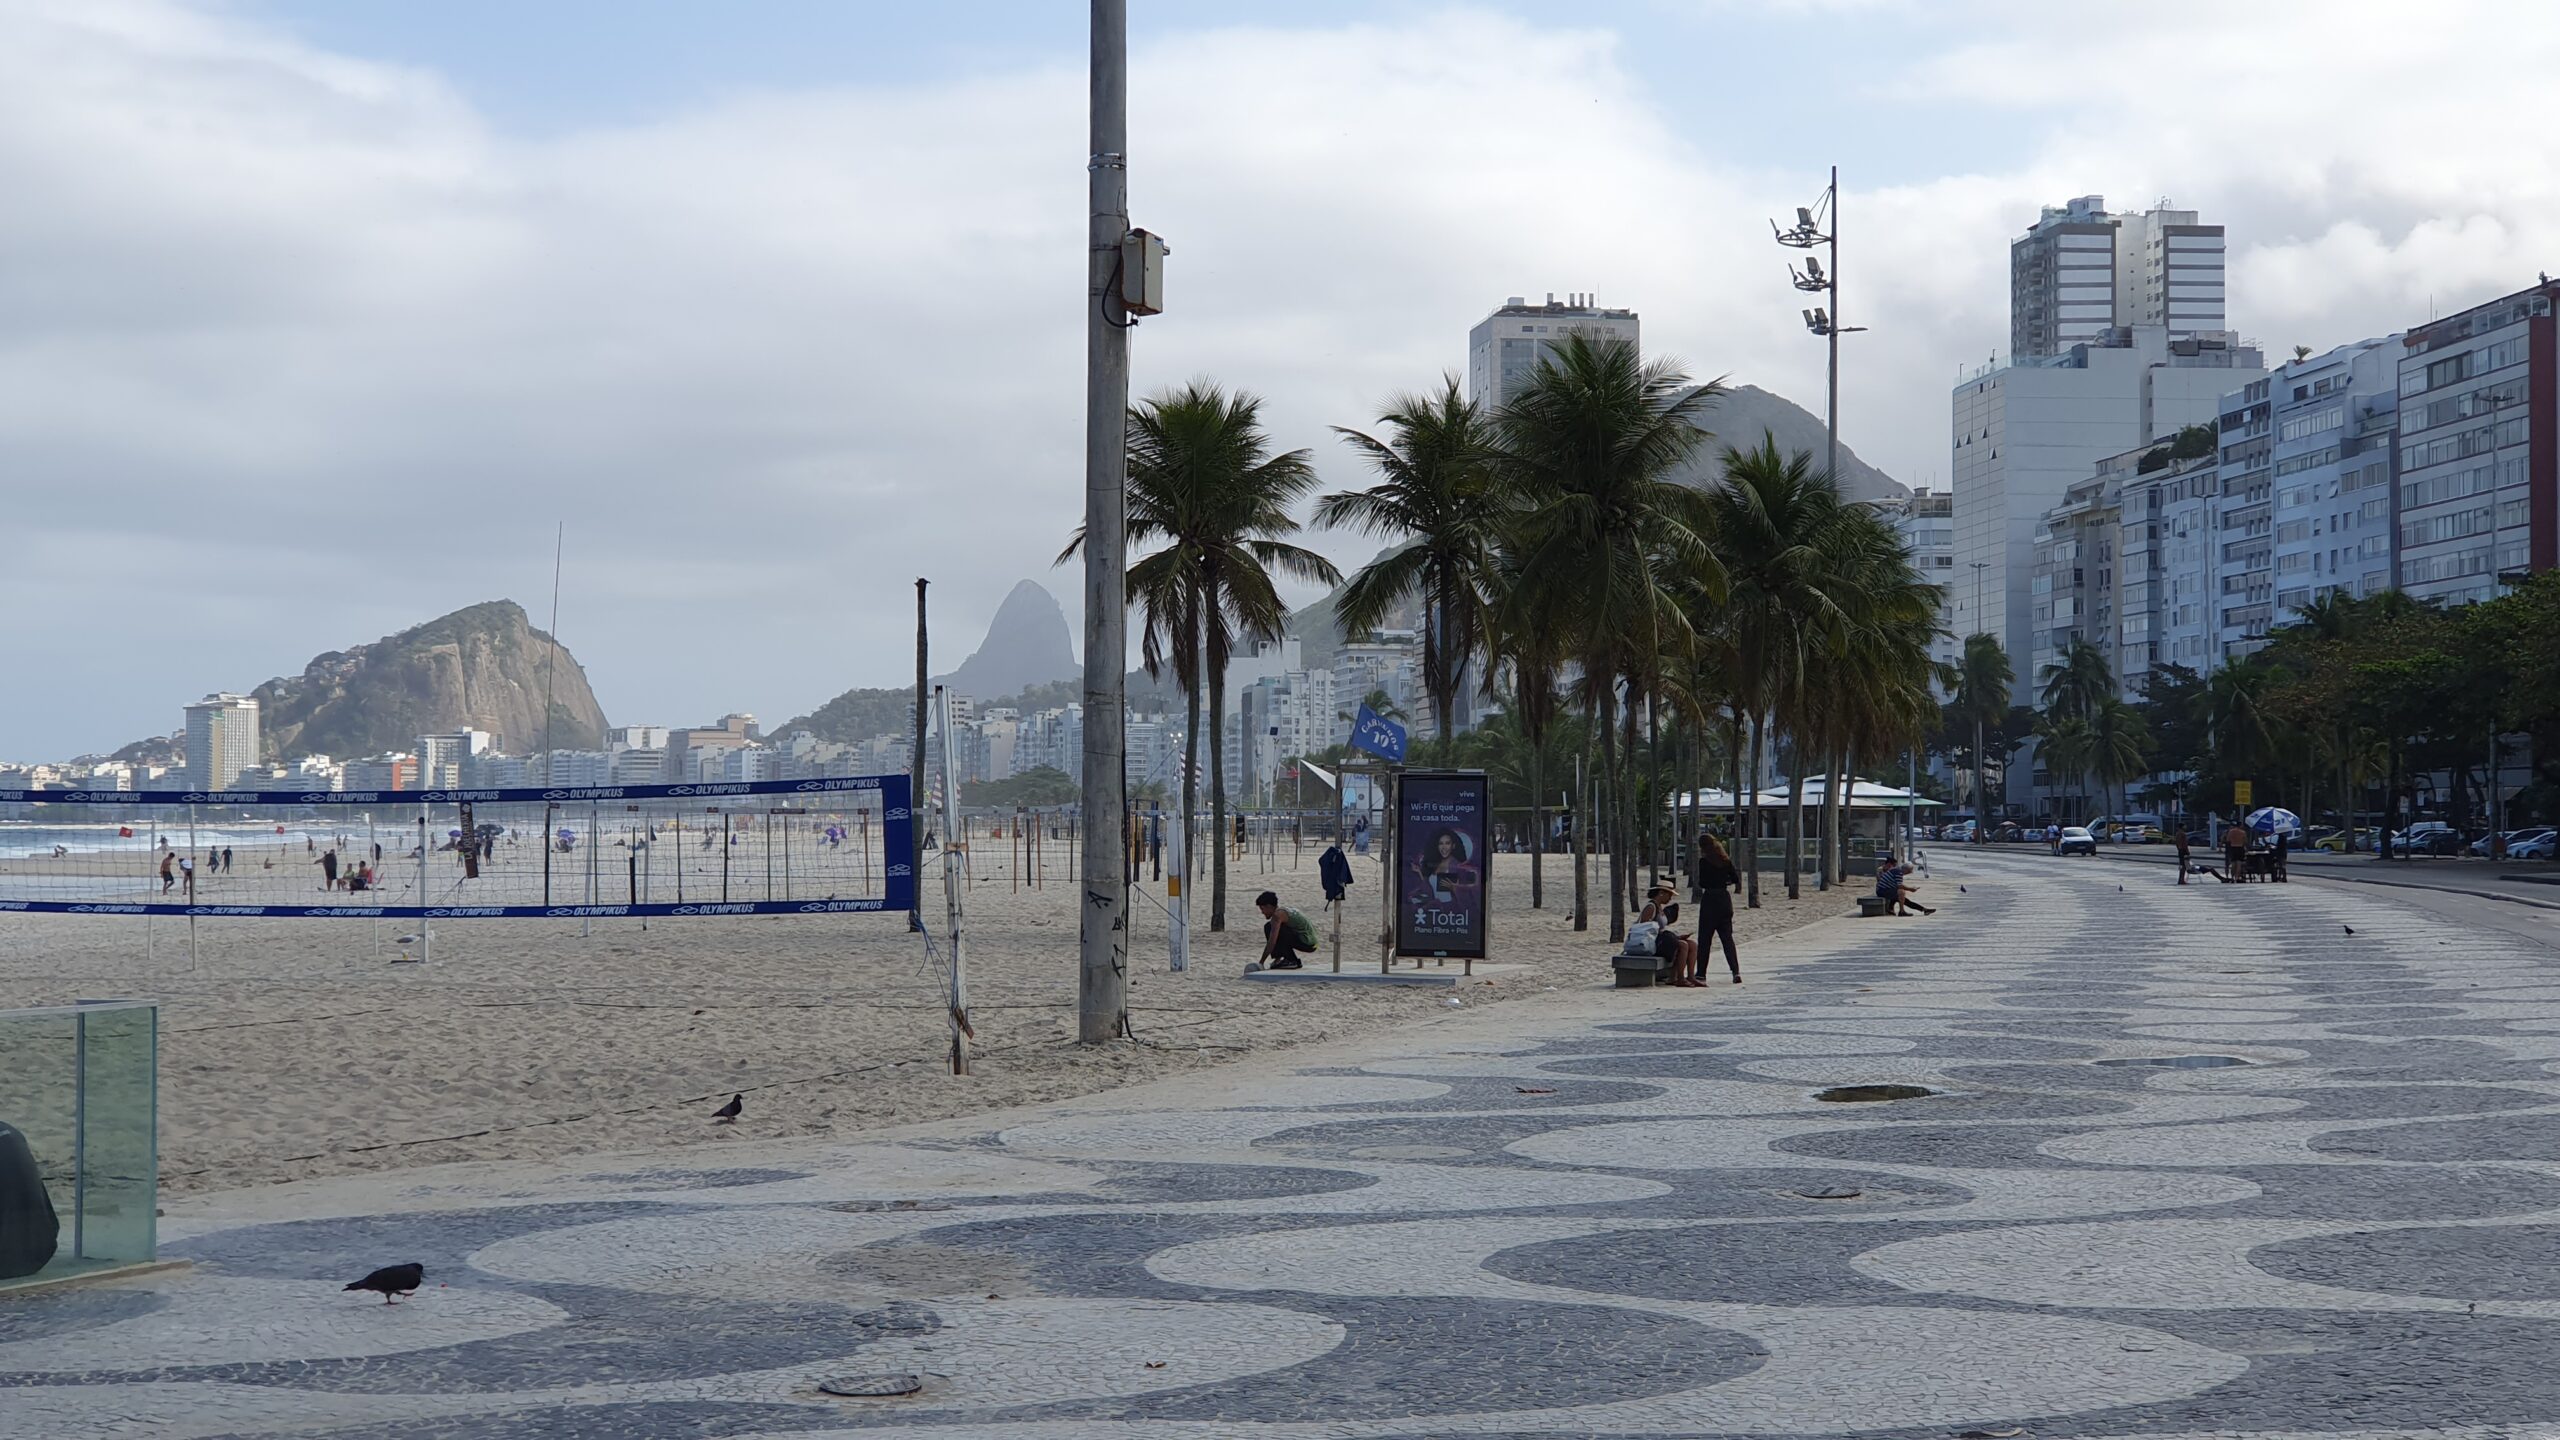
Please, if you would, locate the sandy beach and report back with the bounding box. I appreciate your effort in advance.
[0,843,1853,1195]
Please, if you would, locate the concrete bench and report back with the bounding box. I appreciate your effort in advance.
[1611,951,1665,988]
[1855,895,1893,918]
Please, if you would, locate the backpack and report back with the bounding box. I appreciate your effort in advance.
[1622,919,1661,955]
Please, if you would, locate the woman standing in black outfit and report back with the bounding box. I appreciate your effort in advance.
[1691,831,1743,983]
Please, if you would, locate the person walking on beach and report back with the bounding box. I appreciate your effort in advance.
[2174,825,2193,884]
[2222,820,2251,884]
[2273,830,2290,883]
[221,845,234,874]
[317,847,339,891]
[1692,831,1743,984]
[178,854,195,902]
[159,850,178,894]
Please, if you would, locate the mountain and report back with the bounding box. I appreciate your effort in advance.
[937,580,1079,699]
[1678,384,1908,501]
[253,600,608,760]
[773,583,1085,744]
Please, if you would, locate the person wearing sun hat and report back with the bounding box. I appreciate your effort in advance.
[1639,879,1702,986]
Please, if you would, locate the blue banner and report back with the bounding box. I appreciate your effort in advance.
[0,897,901,919]
[0,774,899,808]
[1350,704,1408,763]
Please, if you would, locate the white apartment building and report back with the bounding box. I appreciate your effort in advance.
[2011,197,2226,359]
[2267,337,2402,621]
[1952,326,2265,702]
[183,692,261,791]
[2394,280,2558,605]
[1868,490,1960,679]
[1467,294,1640,410]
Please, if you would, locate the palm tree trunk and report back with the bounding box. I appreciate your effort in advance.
[1599,692,1625,942]
[1972,714,1987,840]
[1646,697,1664,893]
[1572,733,1590,931]
[1208,660,1229,931]
[1815,738,1836,891]
[1529,740,1545,910]
[1181,672,1201,918]
[1835,743,1856,880]
[1784,762,1805,903]
[1743,710,1764,909]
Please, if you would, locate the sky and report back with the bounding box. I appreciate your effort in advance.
[9,0,2560,759]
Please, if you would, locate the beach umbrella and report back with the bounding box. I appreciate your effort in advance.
[2246,807,2303,838]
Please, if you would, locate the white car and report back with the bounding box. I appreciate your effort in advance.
[2511,830,2559,861]
[2053,826,2097,857]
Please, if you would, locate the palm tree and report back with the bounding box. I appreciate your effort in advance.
[2037,713,2096,817]
[2039,635,2115,722]
[1495,333,1724,938]
[1482,548,1568,914]
[1953,634,2014,832]
[1061,382,1339,932]
[2089,695,2154,826]
[1704,435,1861,902]
[2206,656,2274,787]
[1317,378,1503,754]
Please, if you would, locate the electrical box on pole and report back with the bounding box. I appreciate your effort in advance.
[1121,229,1168,315]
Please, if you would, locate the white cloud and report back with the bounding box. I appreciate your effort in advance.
[8,0,2560,756]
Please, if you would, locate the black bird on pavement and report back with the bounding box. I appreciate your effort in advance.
[345,1262,424,1304]
[1958,885,1968,894]
[711,1094,743,1124]
[2343,925,2356,935]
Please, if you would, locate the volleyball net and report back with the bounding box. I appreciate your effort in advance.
[0,776,915,919]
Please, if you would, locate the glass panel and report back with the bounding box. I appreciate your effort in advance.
[0,1011,77,1286]
[0,1003,157,1288]
[78,1005,158,1265]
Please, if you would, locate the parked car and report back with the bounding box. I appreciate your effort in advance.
[2512,831,2560,861]
[1942,820,1977,842]
[2401,828,2468,856]
[2312,829,2367,853]
[2471,828,2555,857]
[2053,825,2097,857]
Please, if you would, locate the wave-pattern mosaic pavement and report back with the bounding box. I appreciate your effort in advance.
[9,852,2560,1437]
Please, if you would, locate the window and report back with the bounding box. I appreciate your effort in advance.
[2276,553,2310,574]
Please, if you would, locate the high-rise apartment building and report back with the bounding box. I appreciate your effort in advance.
[1866,491,1961,680]
[1951,326,2264,702]
[2393,279,2559,605]
[183,692,260,792]
[2010,197,2225,360]
[1467,294,1640,410]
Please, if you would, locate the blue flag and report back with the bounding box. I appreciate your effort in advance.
[1350,704,1408,763]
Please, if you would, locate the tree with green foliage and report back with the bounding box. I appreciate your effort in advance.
[1062,382,1340,932]
[1317,377,1504,756]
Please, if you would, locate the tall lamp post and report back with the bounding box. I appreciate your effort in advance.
[1774,168,1864,870]
[1774,167,1864,487]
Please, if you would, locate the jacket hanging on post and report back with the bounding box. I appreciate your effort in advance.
[1318,844,1354,903]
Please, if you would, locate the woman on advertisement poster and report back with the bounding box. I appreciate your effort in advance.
[1395,773,1489,958]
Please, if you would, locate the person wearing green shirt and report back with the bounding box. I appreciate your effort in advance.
[1253,890,1317,970]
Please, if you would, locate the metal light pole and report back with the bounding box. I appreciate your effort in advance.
[1079,0,1133,1044]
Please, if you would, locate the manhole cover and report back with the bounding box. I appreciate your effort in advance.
[1813,1084,1934,1103]
[818,1373,922,1398]
[2093,1054,2253,1069]
[1792,1186,1863,1200]
[828,1199,954,1213]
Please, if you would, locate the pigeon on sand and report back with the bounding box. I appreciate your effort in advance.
[345,1262,424,1304]
[711,1094,743,1124]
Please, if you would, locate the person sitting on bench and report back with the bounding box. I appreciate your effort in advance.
[1252,890,1318,970]
[1878,854,1935,915]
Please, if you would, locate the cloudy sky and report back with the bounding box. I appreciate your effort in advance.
[8,0,2559,760]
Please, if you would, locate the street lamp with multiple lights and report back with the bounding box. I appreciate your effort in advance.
[1772,167,1864,489]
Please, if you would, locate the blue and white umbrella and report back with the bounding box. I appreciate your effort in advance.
[2246,806,2303,838]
